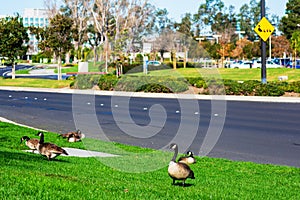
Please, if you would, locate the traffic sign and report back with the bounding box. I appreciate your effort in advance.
[254,17,275,42]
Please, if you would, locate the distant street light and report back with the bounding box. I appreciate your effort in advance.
[235,31,245,40]
[212,35,222,43]
[196,37,205,43]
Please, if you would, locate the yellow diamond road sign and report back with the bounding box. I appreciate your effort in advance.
[254,17,275,42]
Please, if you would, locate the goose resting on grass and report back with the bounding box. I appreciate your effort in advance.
[59,129,85,142]
[178,151,197,165]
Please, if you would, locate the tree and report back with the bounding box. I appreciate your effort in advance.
[271,35,291,58]
[231,38,252,59]
[152,29,175,63]
[91,0,154,72]
[280,0,300,39]
[154,8,173,33]
[237,4,252,40]
[217,38,233,67]
[0,15,29,79]
[174,13,193,37]
[39,14,74,80]
[291,31,300,67]
[86,24,102,64]
[62,0,90,62]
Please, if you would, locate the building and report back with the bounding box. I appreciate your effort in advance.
[22,8,50,59]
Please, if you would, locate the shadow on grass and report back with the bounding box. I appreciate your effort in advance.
[0,150,70,163]
[172,182,194,187]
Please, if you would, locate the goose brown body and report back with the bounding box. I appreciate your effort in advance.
[168,143,195,186]
[20,136,39,153]
[60,129,85,142]
[67,133,82,142]
[37,132,68,160]
[59,130,79,138]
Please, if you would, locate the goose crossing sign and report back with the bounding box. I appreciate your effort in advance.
[254,17,275,42]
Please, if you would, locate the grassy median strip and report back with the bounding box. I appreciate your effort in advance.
[0,77,72,88]
[1,121,300,199]
[139,68,300,82]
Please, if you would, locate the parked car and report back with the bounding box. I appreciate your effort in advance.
[147,60,161,66]
[273,58,291,67]
[252,60,282,68]
[287,60,300,69]
[229,61,253,69]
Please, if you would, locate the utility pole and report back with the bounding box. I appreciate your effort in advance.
[261,0,267,84]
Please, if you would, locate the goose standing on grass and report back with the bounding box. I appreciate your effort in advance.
[36,132,68,160]
[178,151,197,165]
[20,136,39,153]
[168,143,195,186]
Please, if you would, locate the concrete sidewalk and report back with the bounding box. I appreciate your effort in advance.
[24,148,118,158]
[1,117,118,158]
[29,68,56,75]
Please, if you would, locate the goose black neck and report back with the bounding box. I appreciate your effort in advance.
[171,145,178,162]
[39,133,44,144]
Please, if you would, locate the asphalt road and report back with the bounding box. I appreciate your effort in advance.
[0,65,32,76]
[0,65,71,80]
[0,89,300,167]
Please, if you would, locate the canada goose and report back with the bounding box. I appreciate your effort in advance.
[168,143,195,186]
[67,133,82,143]
[59,129,84,139]
[36,132,68,160]
[178,151,197,165]
[75,130,85,139]
[59,130,78,138]
[20,136,39,153]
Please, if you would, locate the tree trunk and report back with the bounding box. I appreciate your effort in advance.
[183,47,187,68]
[172,50,176,70]
[57,55,62,80]
[12,62,15,79]
[93,46,97,66]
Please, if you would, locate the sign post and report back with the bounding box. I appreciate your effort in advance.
[254,0,274,84]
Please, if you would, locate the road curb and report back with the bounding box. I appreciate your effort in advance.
[1,86,300,103]
[0,116,47,131]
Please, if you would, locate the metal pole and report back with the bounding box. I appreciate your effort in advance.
[269,36,271,60]
[261,0,267,84]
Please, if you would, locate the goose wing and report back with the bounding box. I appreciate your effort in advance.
[43,143,68,155]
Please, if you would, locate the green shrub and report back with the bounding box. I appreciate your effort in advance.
[136,83,172,93]
[284,81,300,93]
[115,76,188,93]
[254,82,285,96]
[74,74,100,89]
[98,74,118,90]
[186,77,207,88]
[135,54,144,63]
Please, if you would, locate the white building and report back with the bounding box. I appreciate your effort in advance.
[22,9,50,58]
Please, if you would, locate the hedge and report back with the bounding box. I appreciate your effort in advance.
[72,74,295,96]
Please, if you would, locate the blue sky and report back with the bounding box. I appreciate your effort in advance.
[0,0,288,21]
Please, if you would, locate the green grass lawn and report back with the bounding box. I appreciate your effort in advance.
[2,66,300,90]
[1,121,300,199]
[0,77,72,88]
[144,68,300,82]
